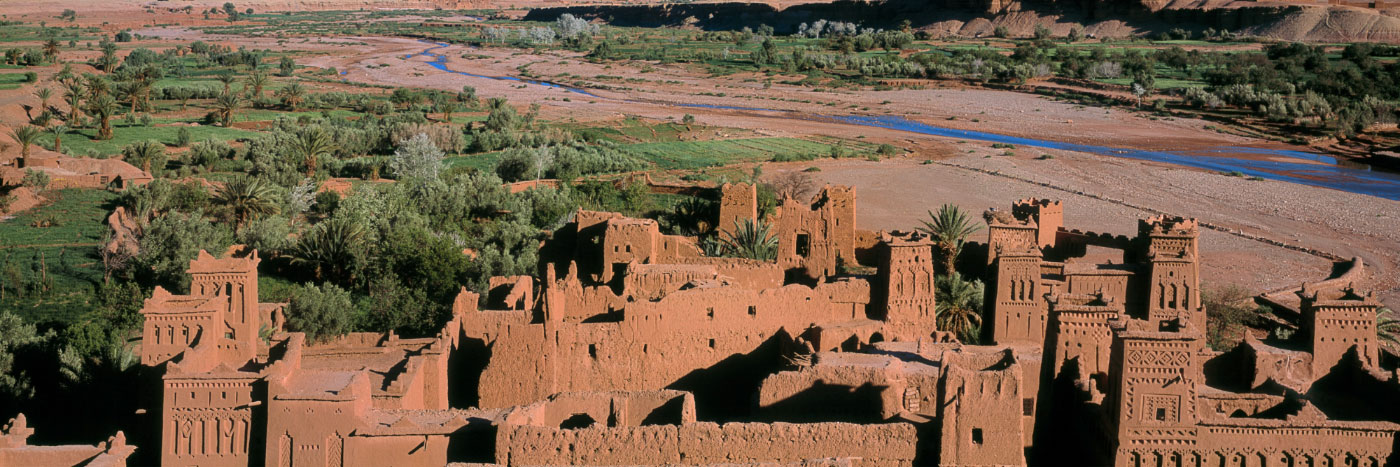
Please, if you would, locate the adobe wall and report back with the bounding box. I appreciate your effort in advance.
[343,435,451,467]
[875,237,937,342]
[494,421,918,466]
[991,251,1046,345]
[938,350,1025,467]
[717,182,757,237]
[475,281,871,408]
[756,355,919,422]
[774,186,857,280]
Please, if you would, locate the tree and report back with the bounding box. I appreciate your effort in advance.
[1033,24,1052,41]
[35,87,52,113]
[390,133,444,182]
[1132,81,1150,108]
[935,273,985,343]
[718,218,778,260]
[435,96,458,123]
[288,126,335,178]
[48,124,68,153]
[290,217,366,283]
[62,79,84,123]
[278,56,295,77]
[99,39,118,71]
[1067,27,1084,43]
[246,69,268,98]
[918,204,983,276]
[286,282,354,344]
[214,175,281,230]
[216,71,237,94]
[1378,307,1400,353]
[88,93,118,140]
[131,211,235,291]
[21,169,49,194]
[122,140,168,177]
[170,86,194,111]
[213,91,242,127]
[9,125,41,158]
[276,82,304,110]
[993,25,1010,39]
[0,310,48,400]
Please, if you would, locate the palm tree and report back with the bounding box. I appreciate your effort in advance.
[288,126,335,178]
[1378,307,1400,353]
[62,80,84,123]
[87,94,118,140]
[918,204,984,276]
[436,97,458,123]
[291,217,366,283]
[718,218,778,261]
[246,69,268,98]
[42,39,60,62]
[122,140,165,175]
[276,82,305,111]
[214,175,281,229]
[9,125,42,158]
[213,92,242,127]
[216,71,237,95]
[48,124,68,153]
[35,88,52,114]
[935,272,985,343]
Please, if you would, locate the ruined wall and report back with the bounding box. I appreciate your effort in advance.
[495,422,918,466]
[774,186,857,280]
[756,355,920,423]
[475,281,871,408]
[717,182,757,238]
[1012,198,1062,248]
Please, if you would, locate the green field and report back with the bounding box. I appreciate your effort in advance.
[50,124,260,157]
[623,137,871,170]
[0,189,119,324]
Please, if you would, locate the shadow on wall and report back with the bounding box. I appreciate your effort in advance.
[448,337,492,409]
[446,417,497,464]
[1030,357,1111,466]
[753,381,887,424]
[667,330,796,421]
[1307,349,1400,423]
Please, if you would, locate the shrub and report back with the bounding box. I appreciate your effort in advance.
[286,282,356,344]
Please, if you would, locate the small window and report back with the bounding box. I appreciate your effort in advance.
[971,428,983,445]
[1155,408,1167,421]
[748,305,757,316]
[708,338,716,349]
[588,344,598,359]
[795,233,811,258]
[707,307,715,319]
[1022,398,1034,416]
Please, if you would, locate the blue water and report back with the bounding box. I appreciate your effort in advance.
[403,42,1400,201]
[411,42,600,97]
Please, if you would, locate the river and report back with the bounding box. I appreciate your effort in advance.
[406,41,1400,201]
